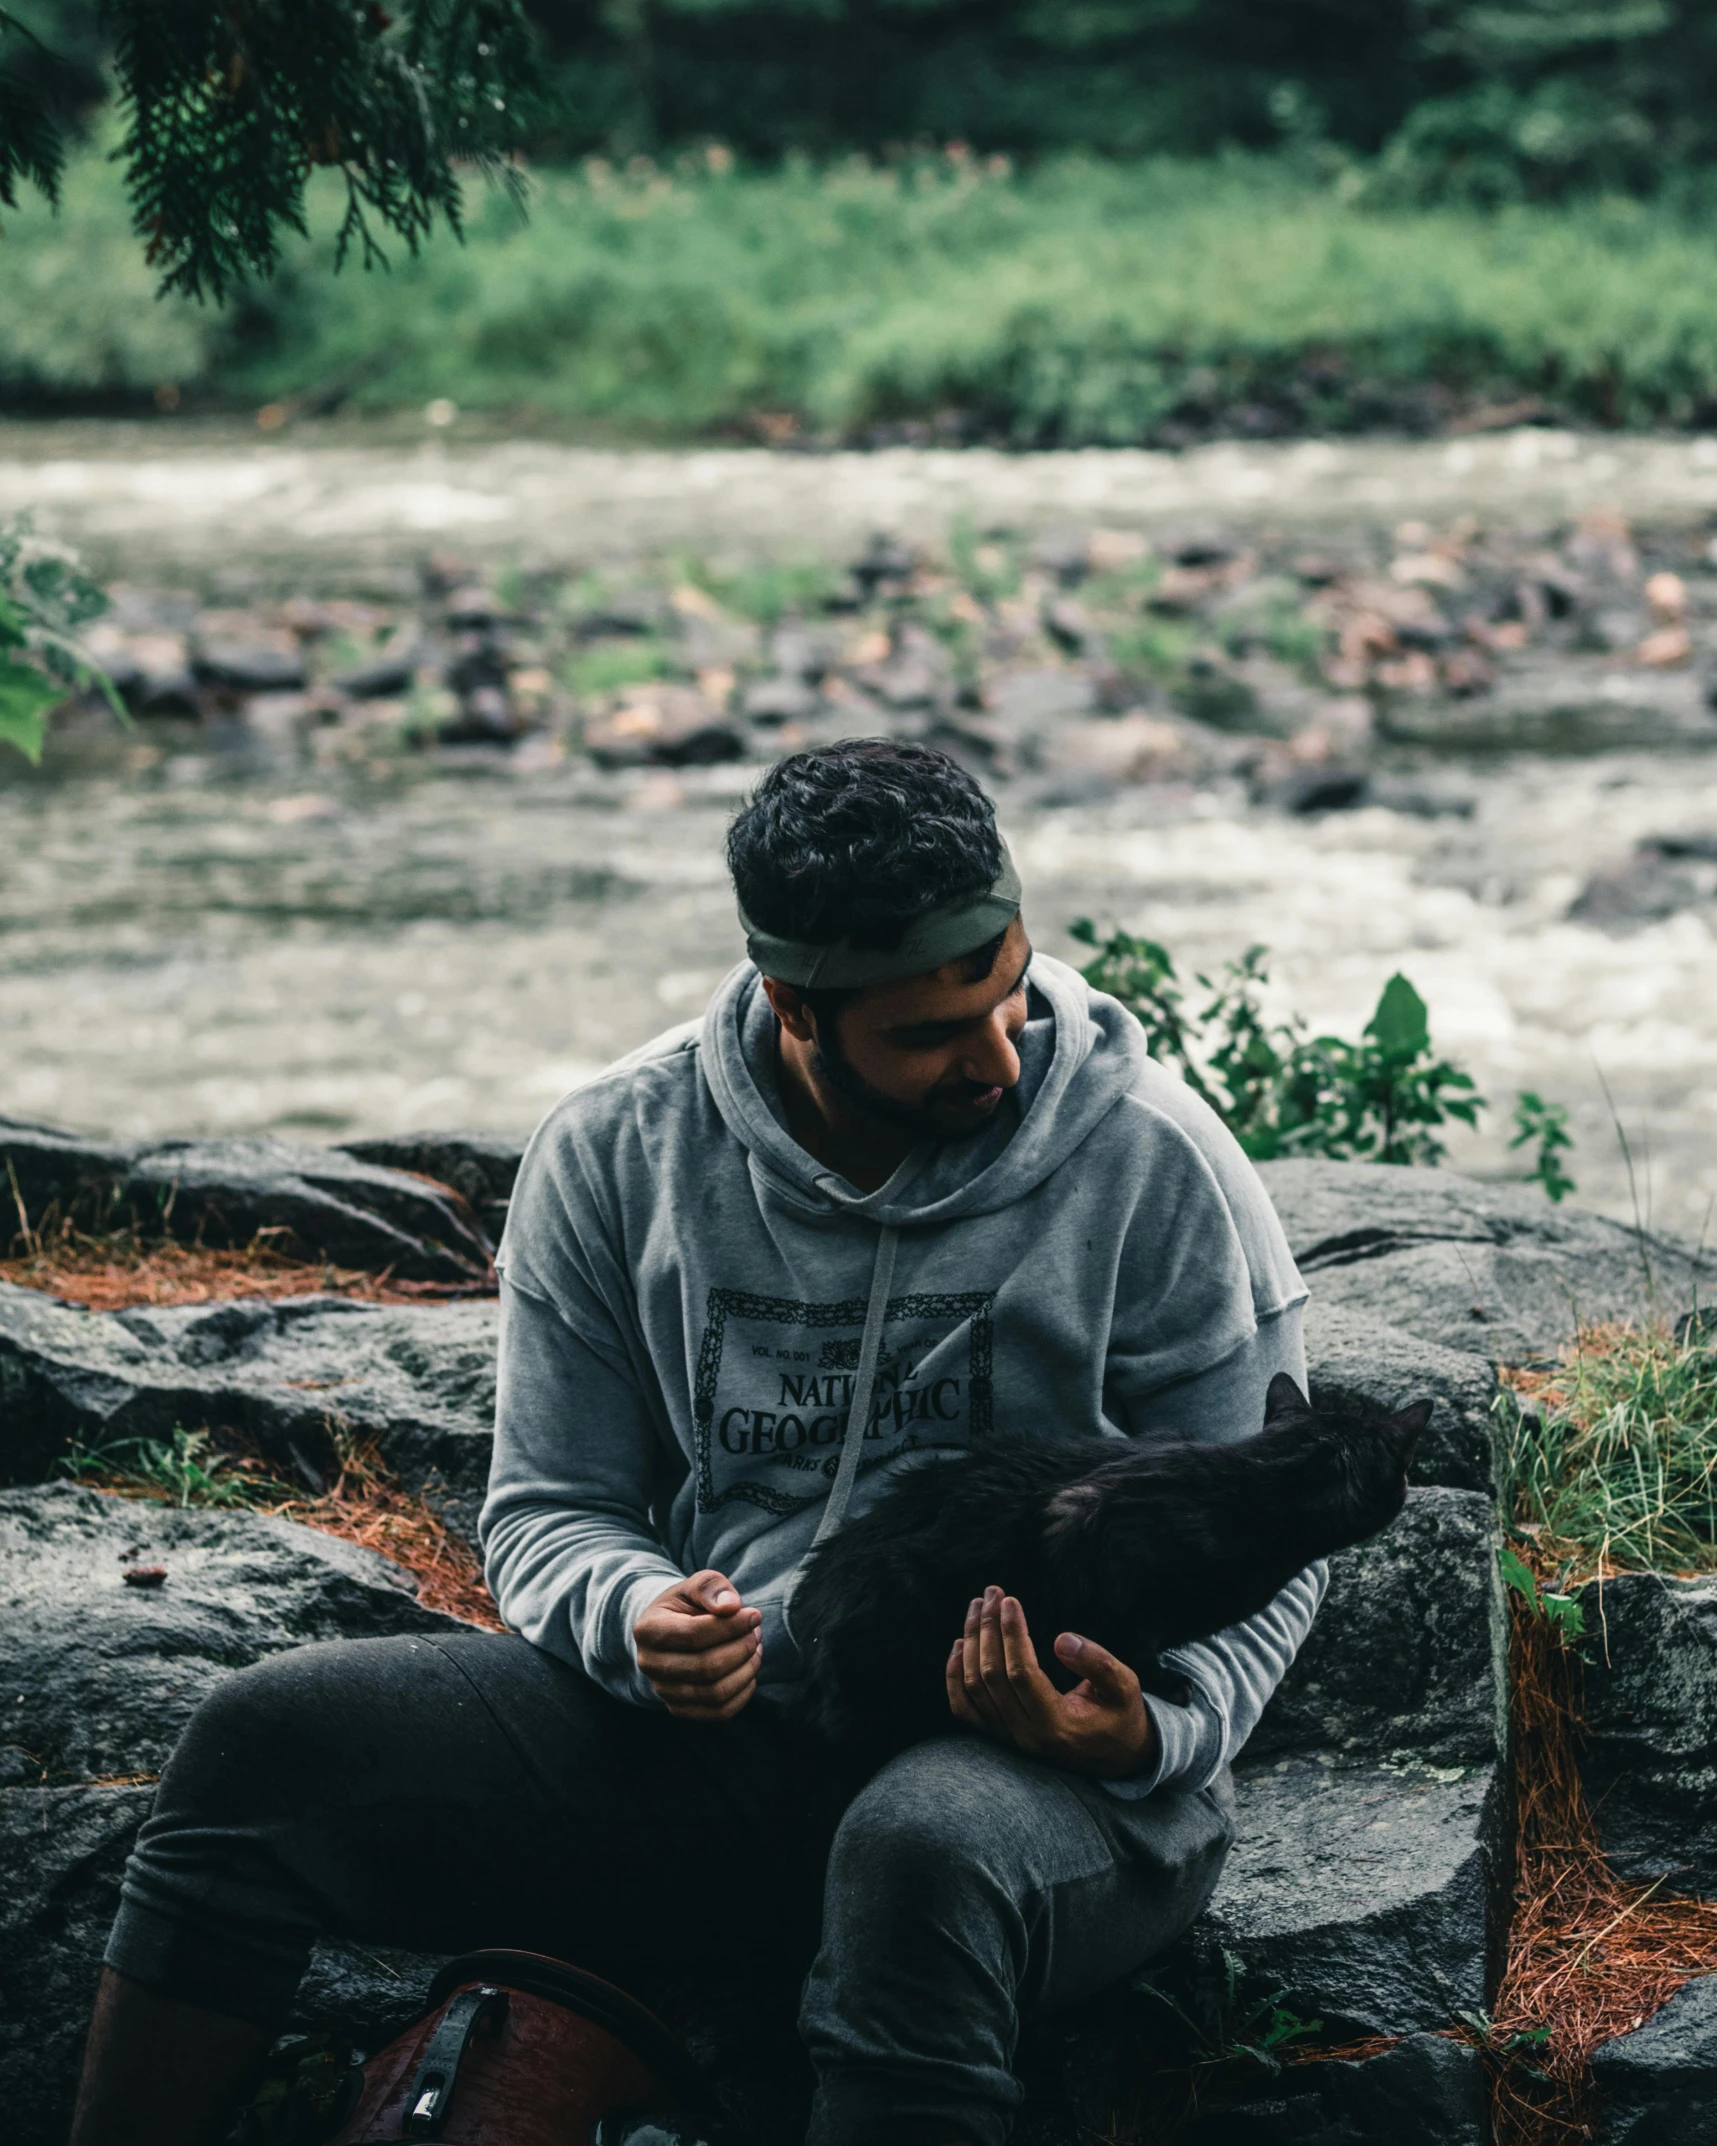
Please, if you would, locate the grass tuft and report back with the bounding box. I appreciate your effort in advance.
[1503,1320,1717,1582]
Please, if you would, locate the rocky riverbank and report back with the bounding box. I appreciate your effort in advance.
[2,1119,1714,2142]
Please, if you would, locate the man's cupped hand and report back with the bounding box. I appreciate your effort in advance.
[946,1586,1157,1780]
[635,1569,762,1719]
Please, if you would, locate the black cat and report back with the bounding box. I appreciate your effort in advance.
[788,1372,1429,1758]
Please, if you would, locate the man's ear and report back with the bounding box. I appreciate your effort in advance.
[761,975,817,1044]
[1265,1371,1309,1422]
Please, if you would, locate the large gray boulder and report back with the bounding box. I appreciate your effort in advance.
[1577,1572,1717,1895]
[1260,1160,1712,1363]
[1173,2032,1486,2145]
[0,1284,498,1533]
[337,1131,525,1247]
[1207,1757,1505,2040]
[0,1484,473,2146]
[0,1118,492,1282]
[1210,1481,1508,2046]
[1249,1488,1506,1771]
[1302,1299,1500,1495]
[1592,1973,1717,2145]
[0,1482,468,1780]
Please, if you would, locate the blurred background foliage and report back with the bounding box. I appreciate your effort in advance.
[9,0,1716,196]
[4,1,1717,435]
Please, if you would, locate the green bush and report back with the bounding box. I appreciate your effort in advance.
[11,149,1717,435]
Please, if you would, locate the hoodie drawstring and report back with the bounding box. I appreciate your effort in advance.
[812,1222,899,1548]
[782,1222,898,1651]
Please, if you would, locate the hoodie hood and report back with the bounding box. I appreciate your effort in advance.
[697,952,1145,1227]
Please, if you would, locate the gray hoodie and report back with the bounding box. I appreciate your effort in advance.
[481,952,1320,1796]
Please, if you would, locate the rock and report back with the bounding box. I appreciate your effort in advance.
[987,668,1099,732]
[336,1132,525,1244]
[1303,1299,1500,1495]
[0,1286,498,1528]
[742,674,821,725]
[1177,2033,1486,2144]
[770,623,844,680]
[0,1482,466,1779]
[1207,1756,1505,2038]
[1260,1162,1714,1363]
[331,650,419,699]
[0,1120,492,1282]
[289,1941,445,2049]
[1576,1572,1717,1894]
[583,687,746,768]
[195,640,308,694]
[1569,843,1717,930]
[1365,777,1476,819]
[1250,1489,1505,1771]
[1274,768,1370,816]
[0,1781,157,2146]
[1592,1973,1717,2145]
[1040,712,1246,788]
[0,1480,472,2145]
[1379,660,1717,752]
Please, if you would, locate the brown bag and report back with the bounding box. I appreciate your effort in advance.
[324,1948,707,2145]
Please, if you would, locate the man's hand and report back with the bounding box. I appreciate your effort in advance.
[946,1586,1157,1780]
[634,1569,762,1720]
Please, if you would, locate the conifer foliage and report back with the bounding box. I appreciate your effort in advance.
[3,2,539,300]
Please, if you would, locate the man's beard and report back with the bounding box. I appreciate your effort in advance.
[812,1030,1000,1145]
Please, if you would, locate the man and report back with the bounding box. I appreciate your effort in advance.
[72,739,1318,2146]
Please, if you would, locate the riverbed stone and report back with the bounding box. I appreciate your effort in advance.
[1592,1973,1717,2145]
[1206,1756,1505,2039]
[1577,1571,1717,1895]
[0,1119,494,1281]
[0,1284,499,1527]
[1250,1488,1505,1770]
[1259,1160,1713,1361]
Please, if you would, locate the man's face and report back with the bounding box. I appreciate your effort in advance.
[808,916,1033,1144]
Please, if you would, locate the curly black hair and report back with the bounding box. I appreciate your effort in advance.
[727,739,1002,956]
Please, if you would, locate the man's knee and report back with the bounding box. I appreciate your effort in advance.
[826,1738,1057,1917]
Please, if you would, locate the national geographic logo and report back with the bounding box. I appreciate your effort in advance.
[692,1286,995,1517]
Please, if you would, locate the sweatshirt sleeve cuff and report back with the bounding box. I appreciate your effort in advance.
[599,1566,688,1709]
[1098,1691,1206,1801]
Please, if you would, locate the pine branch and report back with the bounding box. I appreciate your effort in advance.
[106,0,542,303]
[0,7,68,209]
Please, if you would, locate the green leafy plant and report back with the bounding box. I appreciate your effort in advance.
[62,1425,289,1509]
[1071,922,1485,1166]
[1511,1090,1577,1203]
[1498,1540,1587,1646]
[1132,1944,1322,2068]
[0,513,124,764]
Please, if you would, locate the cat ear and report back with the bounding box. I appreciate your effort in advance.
[1393,1398,1433,1453]
[1265,1371,1308,1421]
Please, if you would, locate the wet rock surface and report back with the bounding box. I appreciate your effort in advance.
[0,1117,494,1281]
[1250,1489,1505,1770]
[1577,1572,1717,1896]
[1259,1160,1712,1361]
[1592,1973,1717,2145]
[0,1484,471,2145]
[1207,1758,1505,2040]
[0,1482,465,1780]
[1177,2032,1487,2145]
[0,1283,499,1527]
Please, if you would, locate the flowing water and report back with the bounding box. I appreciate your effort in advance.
[3,420,1715,1235]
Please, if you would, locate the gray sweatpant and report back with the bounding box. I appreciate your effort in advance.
[107,1632,1233,2146]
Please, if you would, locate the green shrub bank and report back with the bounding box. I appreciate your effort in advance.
[8,150,1717,438]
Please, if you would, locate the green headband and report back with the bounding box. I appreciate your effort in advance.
[740,839,1022,989]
